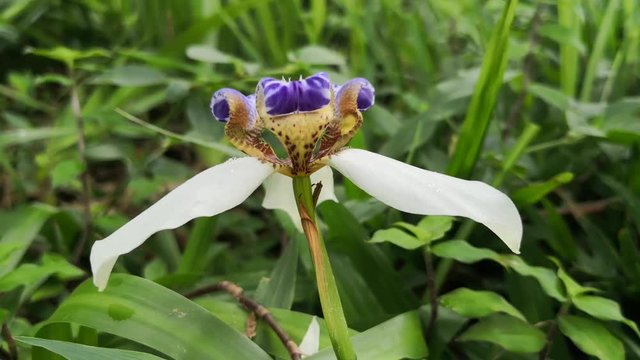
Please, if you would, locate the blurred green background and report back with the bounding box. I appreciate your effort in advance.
[1,0,639,359]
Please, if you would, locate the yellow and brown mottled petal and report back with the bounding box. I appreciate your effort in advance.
[211,88,280,163]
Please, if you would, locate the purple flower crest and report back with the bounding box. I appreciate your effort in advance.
[211,72,375,122]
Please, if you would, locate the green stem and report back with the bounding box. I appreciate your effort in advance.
[292,176,356,360]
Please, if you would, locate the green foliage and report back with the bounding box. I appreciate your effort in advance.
[1,0,639,359]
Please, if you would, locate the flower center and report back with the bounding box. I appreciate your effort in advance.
[211,73,375,177]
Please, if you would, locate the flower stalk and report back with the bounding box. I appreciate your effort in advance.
[292,176,355,360]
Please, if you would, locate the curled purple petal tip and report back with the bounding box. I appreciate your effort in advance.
[211,88,257,125]
[335,78,375,112]
[355,80,375,111]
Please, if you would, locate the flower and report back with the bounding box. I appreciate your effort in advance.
[90,72,522,291]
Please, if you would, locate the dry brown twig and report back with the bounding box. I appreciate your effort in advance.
[186,281,302,360]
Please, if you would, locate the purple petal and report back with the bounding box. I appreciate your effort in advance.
[335,78,375,112]
[258,72,331,116]
[210,88,257,126]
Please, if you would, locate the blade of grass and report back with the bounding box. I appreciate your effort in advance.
[580,0,620,102]
[558,0,581,97]
[446,0,519,178]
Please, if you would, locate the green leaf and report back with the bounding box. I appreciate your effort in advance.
[319,202,418,313]
[307,311,427,360]
[0,254,83,292]
[177,217,217,274]
[573,295,640,337]
[45,274,271,360]
[186,45,236,63]
[416,216,454,243]
[288,45,346,66]
[511,172,575,206]
[440,288,525,321]
[94,65,167,87]
[458,314,545,353]
[0,128,74,148]
[0,204,58,278]
[500,256,567,302]
[254,239,298,309]
[369,228,424,250]
[26,47,108,68]
[579,0,620,101]
[51,158,84,189]
[557,0,582,97]
[15,336,164,360]
[559,315,625,360]
[431,240,498,264]
[551,258,595,298]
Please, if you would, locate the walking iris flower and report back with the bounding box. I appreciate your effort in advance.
[90,72,522,291]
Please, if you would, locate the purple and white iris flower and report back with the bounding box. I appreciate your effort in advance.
[90,72,522,291]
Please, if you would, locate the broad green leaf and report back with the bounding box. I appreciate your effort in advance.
[177,217,217,274]
[431,240,498,264]
[458,314,545,353]
[369,228,424,250]
[254,239,298,309]
[573,295,640,337]
[307,311,427,360]
[94,65,167,87]
[440,288,525,321]
[45,274,271,360]
[500,256,567,302]
[559,315,624,360]
[331,254,388,330]
[16,336,164,360]
[319,202,418,313]
[0,204,58,277]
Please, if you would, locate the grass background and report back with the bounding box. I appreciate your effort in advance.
[1,0,639,359]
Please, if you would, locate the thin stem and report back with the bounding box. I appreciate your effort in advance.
[69,73,92,265]
[538,303,570,360]
[2,323,17,360]
[292,176,355,360]
[423,246,438,339]
[186,281,301,360]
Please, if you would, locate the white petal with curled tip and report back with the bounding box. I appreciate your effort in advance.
[299,316,320,357]
[329,149,522,253]
[262,167,337,231]
[90,157,275,291]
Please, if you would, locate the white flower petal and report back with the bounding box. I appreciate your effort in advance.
[329,149,522,253]
[298,316,320,357]
[262,167,337,231]
[90,157,275,291]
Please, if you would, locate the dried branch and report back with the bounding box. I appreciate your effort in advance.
[186,281,301,360]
